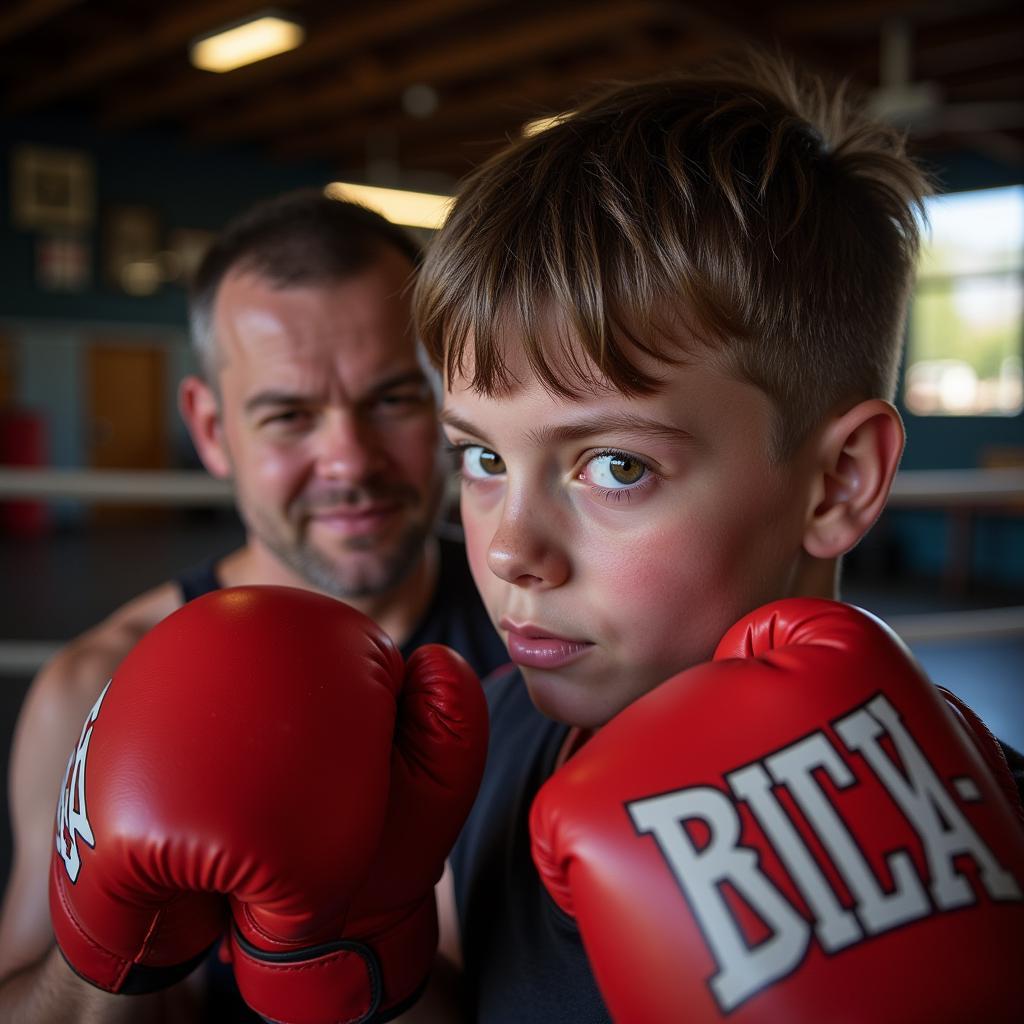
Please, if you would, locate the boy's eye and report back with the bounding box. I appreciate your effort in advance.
[587,452,647,488]
[461,445,506,479]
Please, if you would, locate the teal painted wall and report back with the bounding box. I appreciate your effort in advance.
[1,118,1021,584]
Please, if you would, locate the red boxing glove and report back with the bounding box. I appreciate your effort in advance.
[530,599,1024,1023]
[50,586,487,1023]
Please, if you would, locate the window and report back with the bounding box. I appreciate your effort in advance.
[904,185,1023,417]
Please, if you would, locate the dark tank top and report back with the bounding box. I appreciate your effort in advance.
[173,538,507,679]
[174,559,221,603]
[450,666,611,1023]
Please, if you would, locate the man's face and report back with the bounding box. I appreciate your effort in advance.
[442,343,816,730]
[210,248,443,598]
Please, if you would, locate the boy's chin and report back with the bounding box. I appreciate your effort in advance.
[521,667,635,732]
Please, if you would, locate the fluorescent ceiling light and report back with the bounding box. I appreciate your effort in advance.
[325,182,453,230]
[191,14,304,73]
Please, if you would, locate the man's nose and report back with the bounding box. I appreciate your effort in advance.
[314,410,386,482]
[485,493,570,589]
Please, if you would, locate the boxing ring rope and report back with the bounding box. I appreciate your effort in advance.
[0,467,233,505]
[1,466,1023,674]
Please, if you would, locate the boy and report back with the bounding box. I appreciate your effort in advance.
[42,58,1023,1024]
[411,56,1024,1021]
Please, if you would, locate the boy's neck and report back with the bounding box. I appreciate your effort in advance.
[793,553,840,600]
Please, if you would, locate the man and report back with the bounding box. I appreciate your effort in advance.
[0,189,506,1021]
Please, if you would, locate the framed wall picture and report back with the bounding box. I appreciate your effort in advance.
[104,205,161,295]
[36,235,91,292]
[163,227,215,286]
[11,145,95,231]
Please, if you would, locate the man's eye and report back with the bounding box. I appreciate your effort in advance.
[587,452,647,488]
[380,391,422,405]
[381,380,433,402]
[263,410,308,426]
[371,389,432,417]
[461,445,506,479]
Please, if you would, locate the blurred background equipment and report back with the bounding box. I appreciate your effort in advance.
[0,0,1022,893]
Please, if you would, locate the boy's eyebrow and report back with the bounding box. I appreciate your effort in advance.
[525,414,696,447]
[245,370,429,414]
[440,409,695,446]
[439,409,492,442]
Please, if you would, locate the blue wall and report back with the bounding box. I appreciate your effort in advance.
[1,117,337,524]
[1,114,335,325]
[1,117,1021,583]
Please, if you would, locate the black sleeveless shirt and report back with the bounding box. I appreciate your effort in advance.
[450,667,611,1024]
[173,536,508,679]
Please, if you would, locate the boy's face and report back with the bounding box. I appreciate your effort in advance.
[442,343,817,730]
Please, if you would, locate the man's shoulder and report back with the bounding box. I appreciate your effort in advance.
[9,579,185,832]
[0,580,184,982]
[36,580,182,706]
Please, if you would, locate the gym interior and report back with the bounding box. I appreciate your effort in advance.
[1,1,1022,917]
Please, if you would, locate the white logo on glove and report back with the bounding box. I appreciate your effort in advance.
[628,693,1023,1013]
[55,681,110,883]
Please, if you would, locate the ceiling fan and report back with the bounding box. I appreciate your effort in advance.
[866,19,1023,138]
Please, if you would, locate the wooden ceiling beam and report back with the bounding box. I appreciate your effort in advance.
[948,130,1024,165]
[102,0,504,129]
[779,5,1024,74]
[915,21,1024,79]
[5,0,272,114]
[390,129,517,173]
[277,36,714,163]
[189,2,674,145]
[945,67,1024,102]
[0,0,81,46]
[774,0,1012,36]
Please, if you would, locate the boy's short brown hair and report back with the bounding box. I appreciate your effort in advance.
[415,54,930,458]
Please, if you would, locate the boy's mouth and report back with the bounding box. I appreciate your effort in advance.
[307,503,402,537]
[501,620,594,670]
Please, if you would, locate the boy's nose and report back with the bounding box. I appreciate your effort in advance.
[486,500,569,589]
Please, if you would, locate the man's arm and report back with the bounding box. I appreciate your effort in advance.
[0,944,195,1024]
[0,584,181,1021]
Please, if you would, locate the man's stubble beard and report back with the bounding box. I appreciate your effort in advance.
[276,519,434,600]
[244,476,445,601]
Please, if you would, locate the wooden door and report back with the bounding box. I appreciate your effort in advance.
[86,341,167,524]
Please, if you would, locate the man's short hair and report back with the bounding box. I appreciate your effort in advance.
[190,188,421,381]
[415,54,931,458]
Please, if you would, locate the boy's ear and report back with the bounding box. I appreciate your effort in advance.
[178,375,232,480]
[802,399,905,560]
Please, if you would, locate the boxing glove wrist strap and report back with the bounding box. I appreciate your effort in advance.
[230,897,436,1024]
[50,863,216,993]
